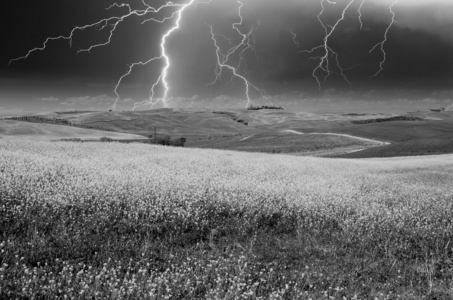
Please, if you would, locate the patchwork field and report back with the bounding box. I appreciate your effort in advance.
[2,137,453,298]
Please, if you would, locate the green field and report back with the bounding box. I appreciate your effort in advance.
[2,137,453,299]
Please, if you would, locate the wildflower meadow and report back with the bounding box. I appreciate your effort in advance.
[1,137,453,299]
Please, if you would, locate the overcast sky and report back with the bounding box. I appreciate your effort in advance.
[1,0,453,114]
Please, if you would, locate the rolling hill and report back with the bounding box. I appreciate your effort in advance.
[5,108,453,157]
[36,109,257,139]
[0,120,145,140]
[300,119,453,144]
[335,134,453,158]
[192,130,385,156]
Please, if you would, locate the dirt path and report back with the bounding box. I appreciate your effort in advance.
[282,130,304,135]
[239,135,255,141]
[282,130,390,145]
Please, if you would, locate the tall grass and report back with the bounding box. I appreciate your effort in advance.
[1,137,453,299]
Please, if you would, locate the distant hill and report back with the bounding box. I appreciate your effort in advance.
[0,120,145,140]
[197,110,453,157]
[334,135,453,158]
[299,118,453,144]
[191,130,384,156]
[36,109,257,139]
[8,108,453,158]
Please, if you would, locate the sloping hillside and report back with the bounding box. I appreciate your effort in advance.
[19,108,453,157]
[298,119,453,143]
[0,120,145,140]
[3,138,453,298]
[38,109,256,138]
[335,134,453,158]
[191,130,384,156]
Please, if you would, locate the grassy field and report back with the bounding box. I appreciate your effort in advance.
[31,109,453,158]
[336,134,453,158]
[0,120,145,141]
[305,119,453,144]
[2,137,453,299]
[37,109,256,139]
[190,131,383,156]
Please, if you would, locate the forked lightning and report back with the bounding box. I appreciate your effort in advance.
[369,0,398,77]
[9,0,400,108]
[208,0,272,108]
[299,0,398,91]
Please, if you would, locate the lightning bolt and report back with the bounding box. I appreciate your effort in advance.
[208,0,272,108]
[9,3,178,61]
[290,30,300,48]
[299,0,355,91]
[9,0,211,111]
[299,0,400,90]
[131,0,213,110]
[358,0,365,30]
[10,0,400,109]
[369,0,398,77]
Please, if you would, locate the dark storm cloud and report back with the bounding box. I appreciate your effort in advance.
[168,0,453,97]
[1,0,453,112]
[2,0,173,80]
[392,1,453,45]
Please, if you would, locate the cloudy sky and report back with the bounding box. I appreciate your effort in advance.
[1,0,453,114]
